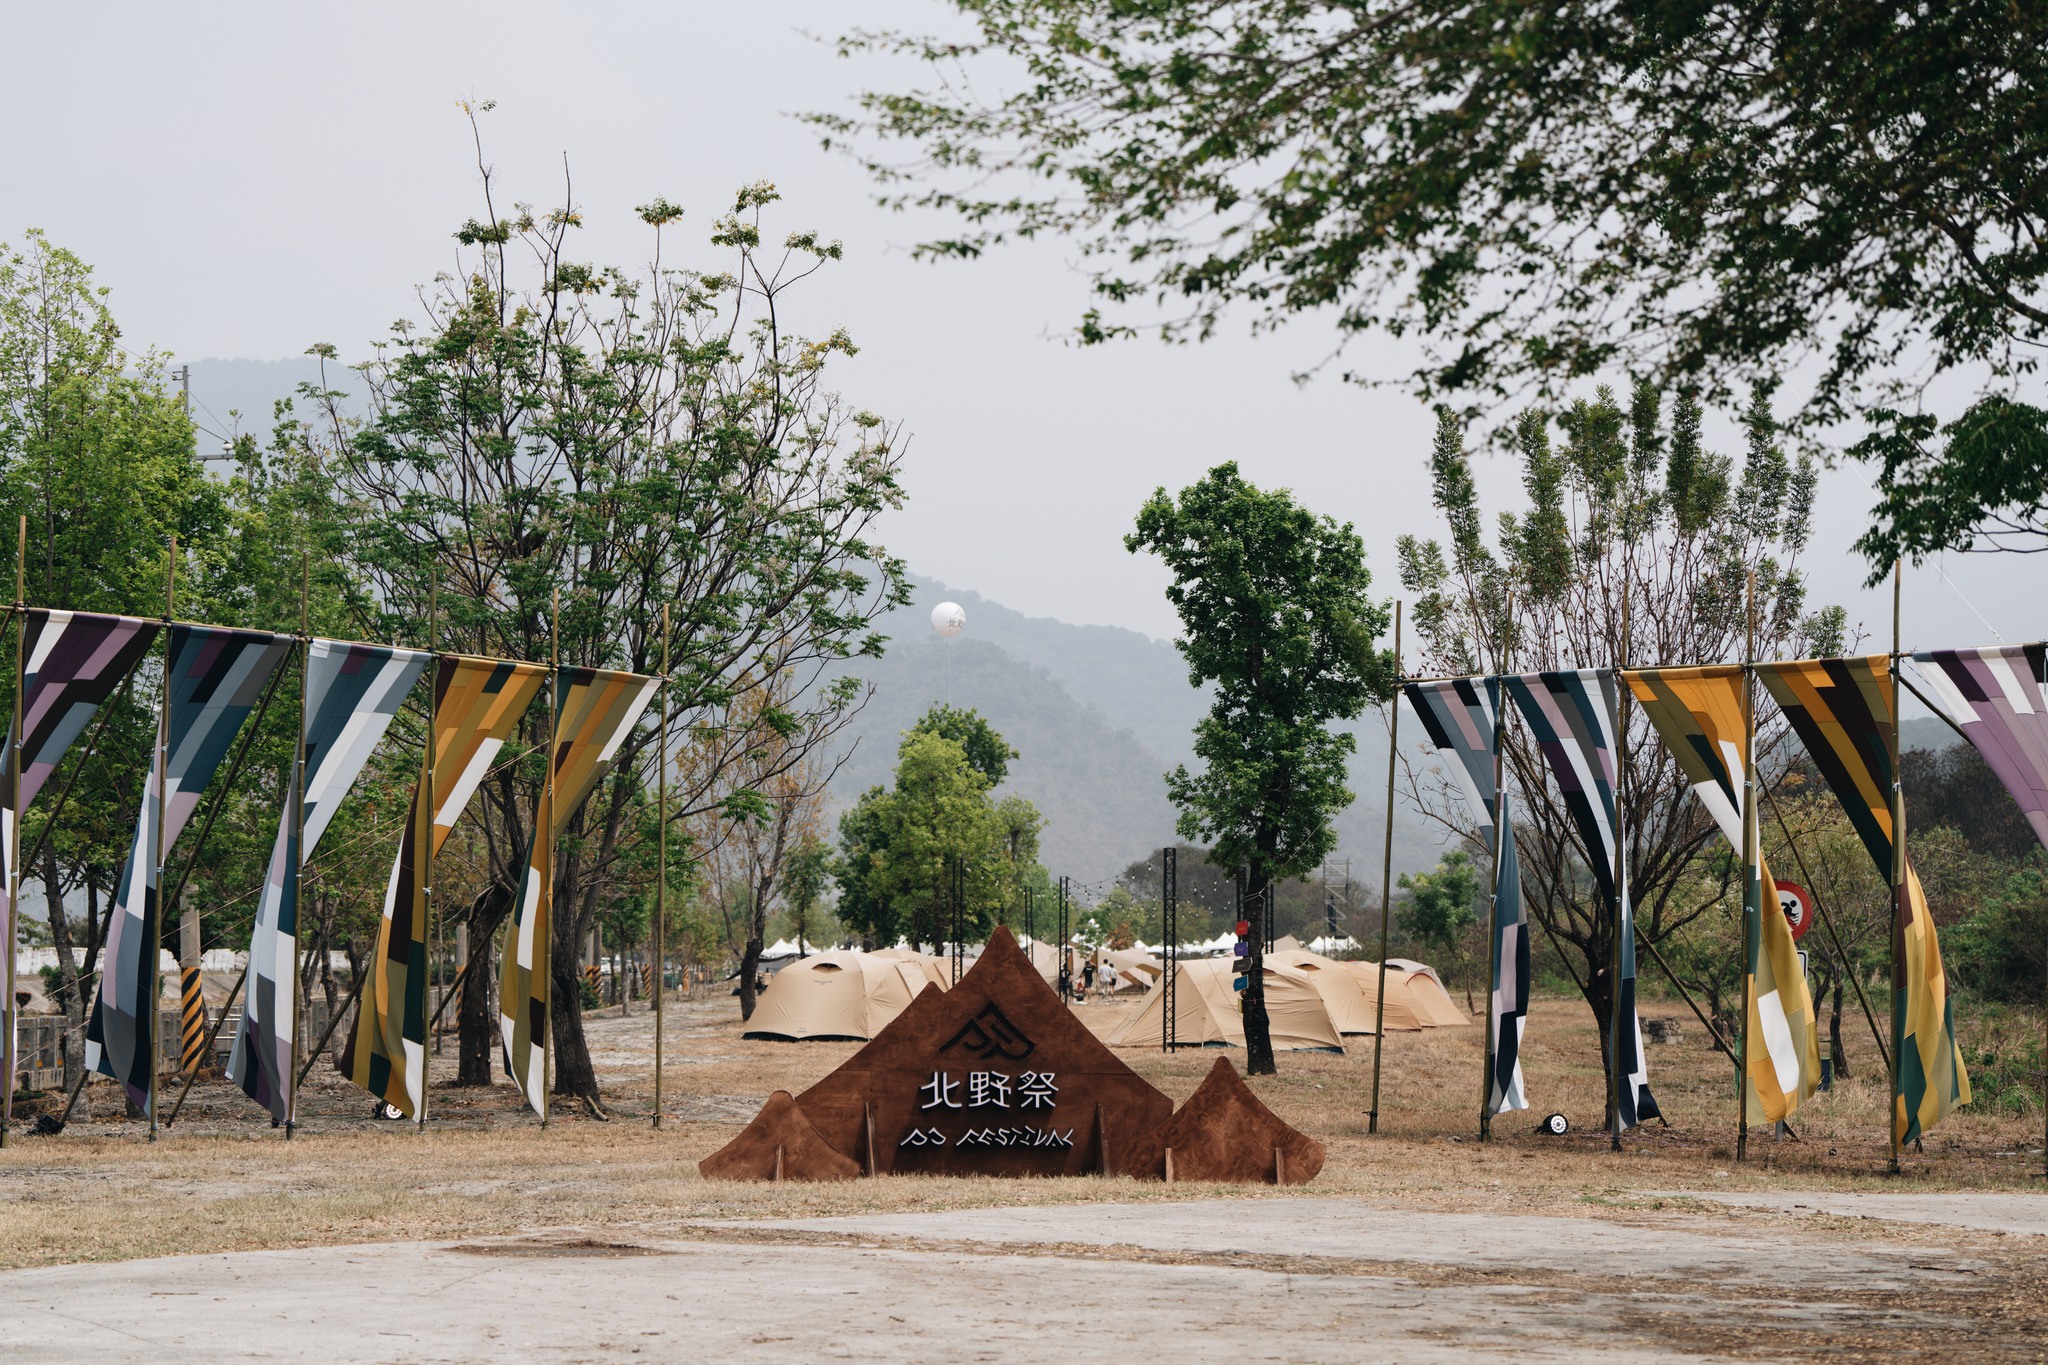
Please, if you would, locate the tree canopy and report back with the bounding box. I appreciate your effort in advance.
[817,1,2048,430]
[1127,461,1394,1070]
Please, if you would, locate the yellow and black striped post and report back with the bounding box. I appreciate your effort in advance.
[179,966,208,1075]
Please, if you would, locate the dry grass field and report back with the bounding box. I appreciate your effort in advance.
[2,985,2042,1273]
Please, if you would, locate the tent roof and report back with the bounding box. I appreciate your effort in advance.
[1106,958,1344,1052]
[742,951,940,1041]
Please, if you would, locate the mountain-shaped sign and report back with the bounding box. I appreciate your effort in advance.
[789,926,1173,1177]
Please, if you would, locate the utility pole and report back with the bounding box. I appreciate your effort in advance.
[172,364,190,418]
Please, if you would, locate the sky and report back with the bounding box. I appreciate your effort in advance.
[1,1,2034,655]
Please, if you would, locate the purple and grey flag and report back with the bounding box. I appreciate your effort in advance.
[1502,669,1659,1129]
[229,639,432,1122]
[1907,645,2048,852]
[1404,677,1527,1115]
[84,625,291,1112]
[2,610,160,1130]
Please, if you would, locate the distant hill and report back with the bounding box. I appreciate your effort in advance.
[826,575,1445,889]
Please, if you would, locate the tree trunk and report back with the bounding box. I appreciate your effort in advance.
[43,847,88,1079]
[456,886,511,1086]
[1241,868,1276,1076]
[1588,956,1617,1131]
[738,936,764,1021]
[1829,977,1849,1079]
[549,946,600,1106]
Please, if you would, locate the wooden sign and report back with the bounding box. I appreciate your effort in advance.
[791,927,1173,1177]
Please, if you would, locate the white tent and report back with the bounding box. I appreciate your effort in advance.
[1307,935,1360,955]
[1106,958,1344,1052]
[741,951,940,1041]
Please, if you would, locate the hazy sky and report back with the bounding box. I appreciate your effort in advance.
[3,1,2034,655]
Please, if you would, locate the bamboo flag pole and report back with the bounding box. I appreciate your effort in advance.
[285,555,310,1138]
[653,603,669,1131]
[1479,679,1503,1143]
[148,537,177,1141]
[1888,560,1905,1175]
[3,516,23,1150]
[417,576,438,1130]
[1368,601,1401,1136]
[1609,573,1631,1154]
[541,589,559,1130]
[1737,570,1759,1164]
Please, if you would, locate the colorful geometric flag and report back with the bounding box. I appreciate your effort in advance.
[229,639,432,1122]
[1489,787,1528,1115]
[1403,677,1527,1115]
[1906,645,2048,851]
[84,625,292,1112]
[1403,677,1500,827]
[1502,669,1659,1128]
[500,665,659,1117]
[1626,665,1820,1122]
[1756,655,1970,1146]
[340,655,547,1118]
[2,610,160,1130]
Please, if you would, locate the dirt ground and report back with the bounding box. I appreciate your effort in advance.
[4,988,2046,1360]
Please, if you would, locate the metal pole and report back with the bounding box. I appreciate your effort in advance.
[653,604,668,1130]
[1162,846,1177,1052]
[1610,575,1631,1155]
[416,577,438,1130]
[541,589,559,1129]
[285,556,310,1137]
[1888,561,1904,1174]
[148,537,177,1140]
[1368,601,1400,1135]
[3,515,22,1149]
[1737,571,1757,1163]
[1058,876,1070,1001]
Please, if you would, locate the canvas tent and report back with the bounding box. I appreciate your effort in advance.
[1089,947,1162,993]
[742,951,939,1041]
[871,947,955,992]
[1106,958,1344,1052]
[1264,948,1382,1035]
[1343,959,1471,1030]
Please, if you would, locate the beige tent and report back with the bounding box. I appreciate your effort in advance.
[871,947,955,992]
[1342,959,1471,1030]
[742,951,938,1041]
[1264,948,1381,1035]
[1106,958,1344,1052]
[1089,947,1162,994]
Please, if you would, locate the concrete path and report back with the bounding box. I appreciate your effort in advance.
[1657,1190,2048,1237]
[1,1196,2032,1363]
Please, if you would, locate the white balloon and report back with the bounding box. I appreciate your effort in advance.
[930,601,966,637]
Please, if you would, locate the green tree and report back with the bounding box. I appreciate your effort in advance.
[816,3,2048,432]
[1397,852,1482,1010]
[1399,380,1842,1119]
[782,832,832,955]
[1126,462,1394,1073]
[908,703,1018,785]
[306,110,908,1104]
[834,714,1040,952]
[0,231,226,1075]
[862,731,1010,949]
[1852,397,2048,578]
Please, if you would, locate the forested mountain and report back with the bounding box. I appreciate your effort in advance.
[829,575,1442,888]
